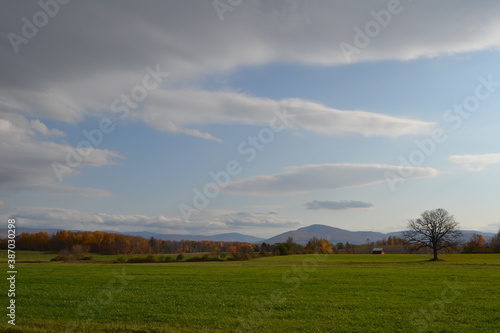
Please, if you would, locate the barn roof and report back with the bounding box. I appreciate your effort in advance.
[372,248,384,251]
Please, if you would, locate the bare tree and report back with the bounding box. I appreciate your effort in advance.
[402,208,463,261]
[70,244,90,260]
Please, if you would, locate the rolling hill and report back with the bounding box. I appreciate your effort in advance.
[265,224,497,245]
[0,227,264,243]
[265,224,387,244]
[2,225,495,245]
[125,231,264,243]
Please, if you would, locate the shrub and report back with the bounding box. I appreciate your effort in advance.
[127,256,145,263]
[145,255,157,262]
[71,244,90,260]
[176,253,184,261]
[127,255,158,263]
[241,254,253,261]
[116,256,127,263]
[51,249,70,261]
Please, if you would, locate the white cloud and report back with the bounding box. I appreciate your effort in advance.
[0,112,120,196]
[448,154,500,171]
[29,119,65,136]
[2,1,500,125]
[1,1,499,230]
[0,205,201,232]
[0,204,299,234]
[216,211,302,228]
[0,89,86,124]
[225,163,440,196]
[142,90,434,140]
[305,200,373,210]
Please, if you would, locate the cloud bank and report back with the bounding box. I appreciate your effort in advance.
[225,163,440,196]
[305,200,373,210]
[0,205,299,234]
[142,91,434,141]
[217,211,301,228]
[449,154,500,171]
[3,0,499,129]
[0,112,120,196]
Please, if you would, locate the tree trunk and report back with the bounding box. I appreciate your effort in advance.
[432,247,439,261]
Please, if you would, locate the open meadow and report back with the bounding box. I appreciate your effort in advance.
[1,252,499,332]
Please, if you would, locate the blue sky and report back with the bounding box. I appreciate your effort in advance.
[1,1,500,238]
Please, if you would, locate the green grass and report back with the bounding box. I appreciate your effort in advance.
[0,250,222,263]
[0,250,57,262]
[0,254,499,332]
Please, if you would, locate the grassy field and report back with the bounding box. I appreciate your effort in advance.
[0,250,219,262]
[1,253,499,332]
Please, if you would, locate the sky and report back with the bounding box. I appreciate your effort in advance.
[1,0,499,238]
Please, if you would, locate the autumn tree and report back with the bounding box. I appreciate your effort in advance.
[305,237,335,254]
[490,230,500,253]
[275,242,293,255]
[402,208,463,261]
[70,244,89,259]
[344,242,356,254]
[210,246,221,259]
[52,230,71,250]
[82,232,94,248]
[228,246,238,259]
[100,233,116,254]
[210,242,224,259]
[463,234,491,253]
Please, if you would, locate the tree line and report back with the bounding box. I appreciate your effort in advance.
[4,231,256,255]
[3,225,498,259]
[462,233,500,253]
[401,208,500,260]
[3,230,341,257]
[2,229,405,257]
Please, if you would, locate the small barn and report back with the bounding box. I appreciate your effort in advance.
[372,247,385,254]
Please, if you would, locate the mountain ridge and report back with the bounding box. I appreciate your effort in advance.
[1,225,495,244]
[265,224,388,244]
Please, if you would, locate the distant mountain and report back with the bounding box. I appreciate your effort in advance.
[205,233,265,243]
[123,231,264,243]
[461,230,496,240]
[0,227,79,238]
[265,224,387,245]
[386,230,496,241]
[0,227,264,243]
[265,224,497,245]
[1,225,495,245]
